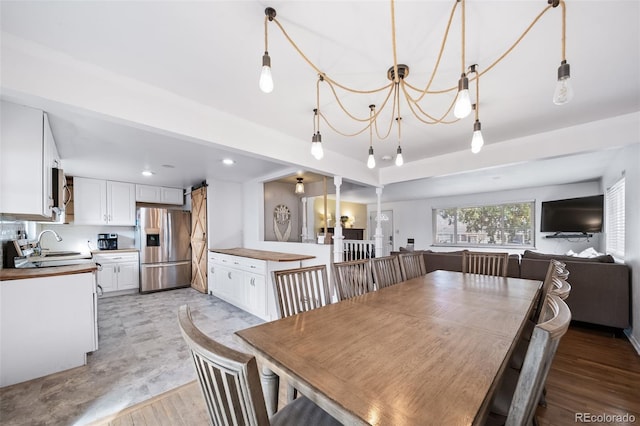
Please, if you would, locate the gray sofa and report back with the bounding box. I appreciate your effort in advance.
[418,249,630,329]
[519,250,630,329]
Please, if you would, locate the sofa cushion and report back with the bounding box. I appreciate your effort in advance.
[423,250,466,255]
[522,250,614,263]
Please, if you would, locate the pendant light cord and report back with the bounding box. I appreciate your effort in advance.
[475,68,480,121]
[265,0,565,140]
[264,16,269,52]
[461,0,466,75]
[561,1,566,61]
[391,0,399,84]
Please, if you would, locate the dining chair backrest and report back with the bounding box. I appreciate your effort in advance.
[461,250,509,277]
[550,276,571,300]
[177,305,270,426]
[505,293,571,425]
[332,259,374,300]
[370,255,403,290]
[530,262,557,325]
[272,265,332,318]
[398,252,426,281]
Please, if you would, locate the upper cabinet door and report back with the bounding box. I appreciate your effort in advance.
[135,184,162,203]
[73,178,135,225]
[107,181,136,226]
[136,184,183,205]
[160,187,184,205]
[0,101,46,217]
[73,177,107,225]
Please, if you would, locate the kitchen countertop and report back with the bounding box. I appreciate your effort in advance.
[210,248,315,262]
[91,248,139,254]
[0,262,98,281]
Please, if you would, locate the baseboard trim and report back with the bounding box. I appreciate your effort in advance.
[624,328,640,355]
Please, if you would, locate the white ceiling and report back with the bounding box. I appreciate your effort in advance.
[1,1,638,203]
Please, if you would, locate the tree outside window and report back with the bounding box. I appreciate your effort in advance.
[434,202,534,247]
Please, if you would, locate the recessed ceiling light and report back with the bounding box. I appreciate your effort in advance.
[142,170,154,177]
[222,159,235,165]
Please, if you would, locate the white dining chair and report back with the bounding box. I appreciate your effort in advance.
[398,252,426,281]
[487,293,571,426]
[271,264,332,403]
[462,250,509,277]
[177,305,341,426]
[551,276,571,300]
[272,264,332,318]
[332,259,374,300]
[370,255,403,290]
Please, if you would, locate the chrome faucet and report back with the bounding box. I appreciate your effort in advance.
[36,229,63,254]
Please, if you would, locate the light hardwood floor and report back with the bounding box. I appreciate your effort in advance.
[89,324,640,425]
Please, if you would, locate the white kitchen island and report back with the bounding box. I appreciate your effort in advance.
[0,264,98,387]
[208,248,316,321]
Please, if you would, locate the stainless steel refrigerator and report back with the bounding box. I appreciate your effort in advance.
[137,207,191,293]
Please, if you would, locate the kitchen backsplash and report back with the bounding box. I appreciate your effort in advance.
[34,224,136,253]
[0,219,137,268]
[0,219,26,269]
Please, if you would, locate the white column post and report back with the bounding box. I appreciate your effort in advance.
[333,176,344,262]
[301,197,308,242]
[374,186,384,258]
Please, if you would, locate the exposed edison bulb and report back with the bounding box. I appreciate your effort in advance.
[553,61,573,105]
[471,120,484,154]
[395,146,404,166]
[454,74,472,119]
[367,146,376,169]
[259,52,273,93]
[310,133,324,160]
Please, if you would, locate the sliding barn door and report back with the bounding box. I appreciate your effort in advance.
[190,186,208,293]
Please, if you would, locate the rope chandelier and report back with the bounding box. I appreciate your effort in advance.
[259,0,571,168]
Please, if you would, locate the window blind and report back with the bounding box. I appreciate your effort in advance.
[605,177,625,259]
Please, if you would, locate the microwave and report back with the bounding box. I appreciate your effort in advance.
[51,167,66,214]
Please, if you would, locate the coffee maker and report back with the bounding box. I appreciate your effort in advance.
[97,233,118,250]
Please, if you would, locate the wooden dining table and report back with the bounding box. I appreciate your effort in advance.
[235,269,541,426]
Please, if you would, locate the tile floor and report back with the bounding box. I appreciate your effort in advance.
[0,287,263,425]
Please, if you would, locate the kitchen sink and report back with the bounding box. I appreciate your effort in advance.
[41,251,82,257]
[14,258,96,268]
[13,251,93,268]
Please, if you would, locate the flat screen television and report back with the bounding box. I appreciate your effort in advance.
[540,195,604,233]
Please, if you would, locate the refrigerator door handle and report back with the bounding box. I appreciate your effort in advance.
[142,260,191,268]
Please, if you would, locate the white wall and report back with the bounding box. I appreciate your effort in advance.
[368,181,604,255]
[206,179,243,249]
[602,144,640,353]
[263,181,302,242]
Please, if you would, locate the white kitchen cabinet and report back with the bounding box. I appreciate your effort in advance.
[0,271,97,387]
[208,251,300,321]
[135,184,183,205]
[0,101,60,220]
[74,177,136,225]
[213,264,243,302]
[94,251,139,294]
[244,272,267,318]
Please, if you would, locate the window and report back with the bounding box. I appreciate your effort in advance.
[433,202,534,247]
[605,177,625,259]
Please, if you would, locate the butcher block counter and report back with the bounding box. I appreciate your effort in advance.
[209,248,315,262]
[208,248,316,321]
[0,262,98,281]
